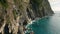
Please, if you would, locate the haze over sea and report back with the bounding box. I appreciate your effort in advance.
[54,11,60,13]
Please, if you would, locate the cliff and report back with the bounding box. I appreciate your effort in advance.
[27,0,54,20]
[0,0,54,34]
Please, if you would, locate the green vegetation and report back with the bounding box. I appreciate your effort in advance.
[14,0,17,4]
[13,9,17,20]
[6,16,10,24]
[32,0,43,5]
[0,0,8,8]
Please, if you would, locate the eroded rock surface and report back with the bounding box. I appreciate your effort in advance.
[0,0,54,34]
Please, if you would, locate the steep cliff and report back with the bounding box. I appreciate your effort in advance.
[13,0,54,23]
[0,0,54,34]
[27,0,54,20]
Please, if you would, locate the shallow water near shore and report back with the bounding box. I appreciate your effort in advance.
[26,13,60,34]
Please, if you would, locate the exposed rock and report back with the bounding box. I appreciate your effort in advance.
[0,0,54,34]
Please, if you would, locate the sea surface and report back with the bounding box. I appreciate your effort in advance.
[25,13,60,34]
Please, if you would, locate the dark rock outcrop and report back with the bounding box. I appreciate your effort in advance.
[27,0,54,20]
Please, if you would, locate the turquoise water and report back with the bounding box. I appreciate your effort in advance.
[25,13,60,34]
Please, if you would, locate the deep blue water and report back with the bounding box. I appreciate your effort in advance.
[25,13,60,34]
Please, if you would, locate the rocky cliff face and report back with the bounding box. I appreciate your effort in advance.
[27,0,54,20]
[15,0,54,21]
[0,0,54,34]
[14,0,54,22]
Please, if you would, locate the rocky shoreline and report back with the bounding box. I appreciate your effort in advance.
[0,0,54,34]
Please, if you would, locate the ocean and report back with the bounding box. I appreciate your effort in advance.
[25,13,60,34]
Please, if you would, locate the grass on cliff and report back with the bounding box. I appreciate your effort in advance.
[32,0,43,5]
[0,0,8,8]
